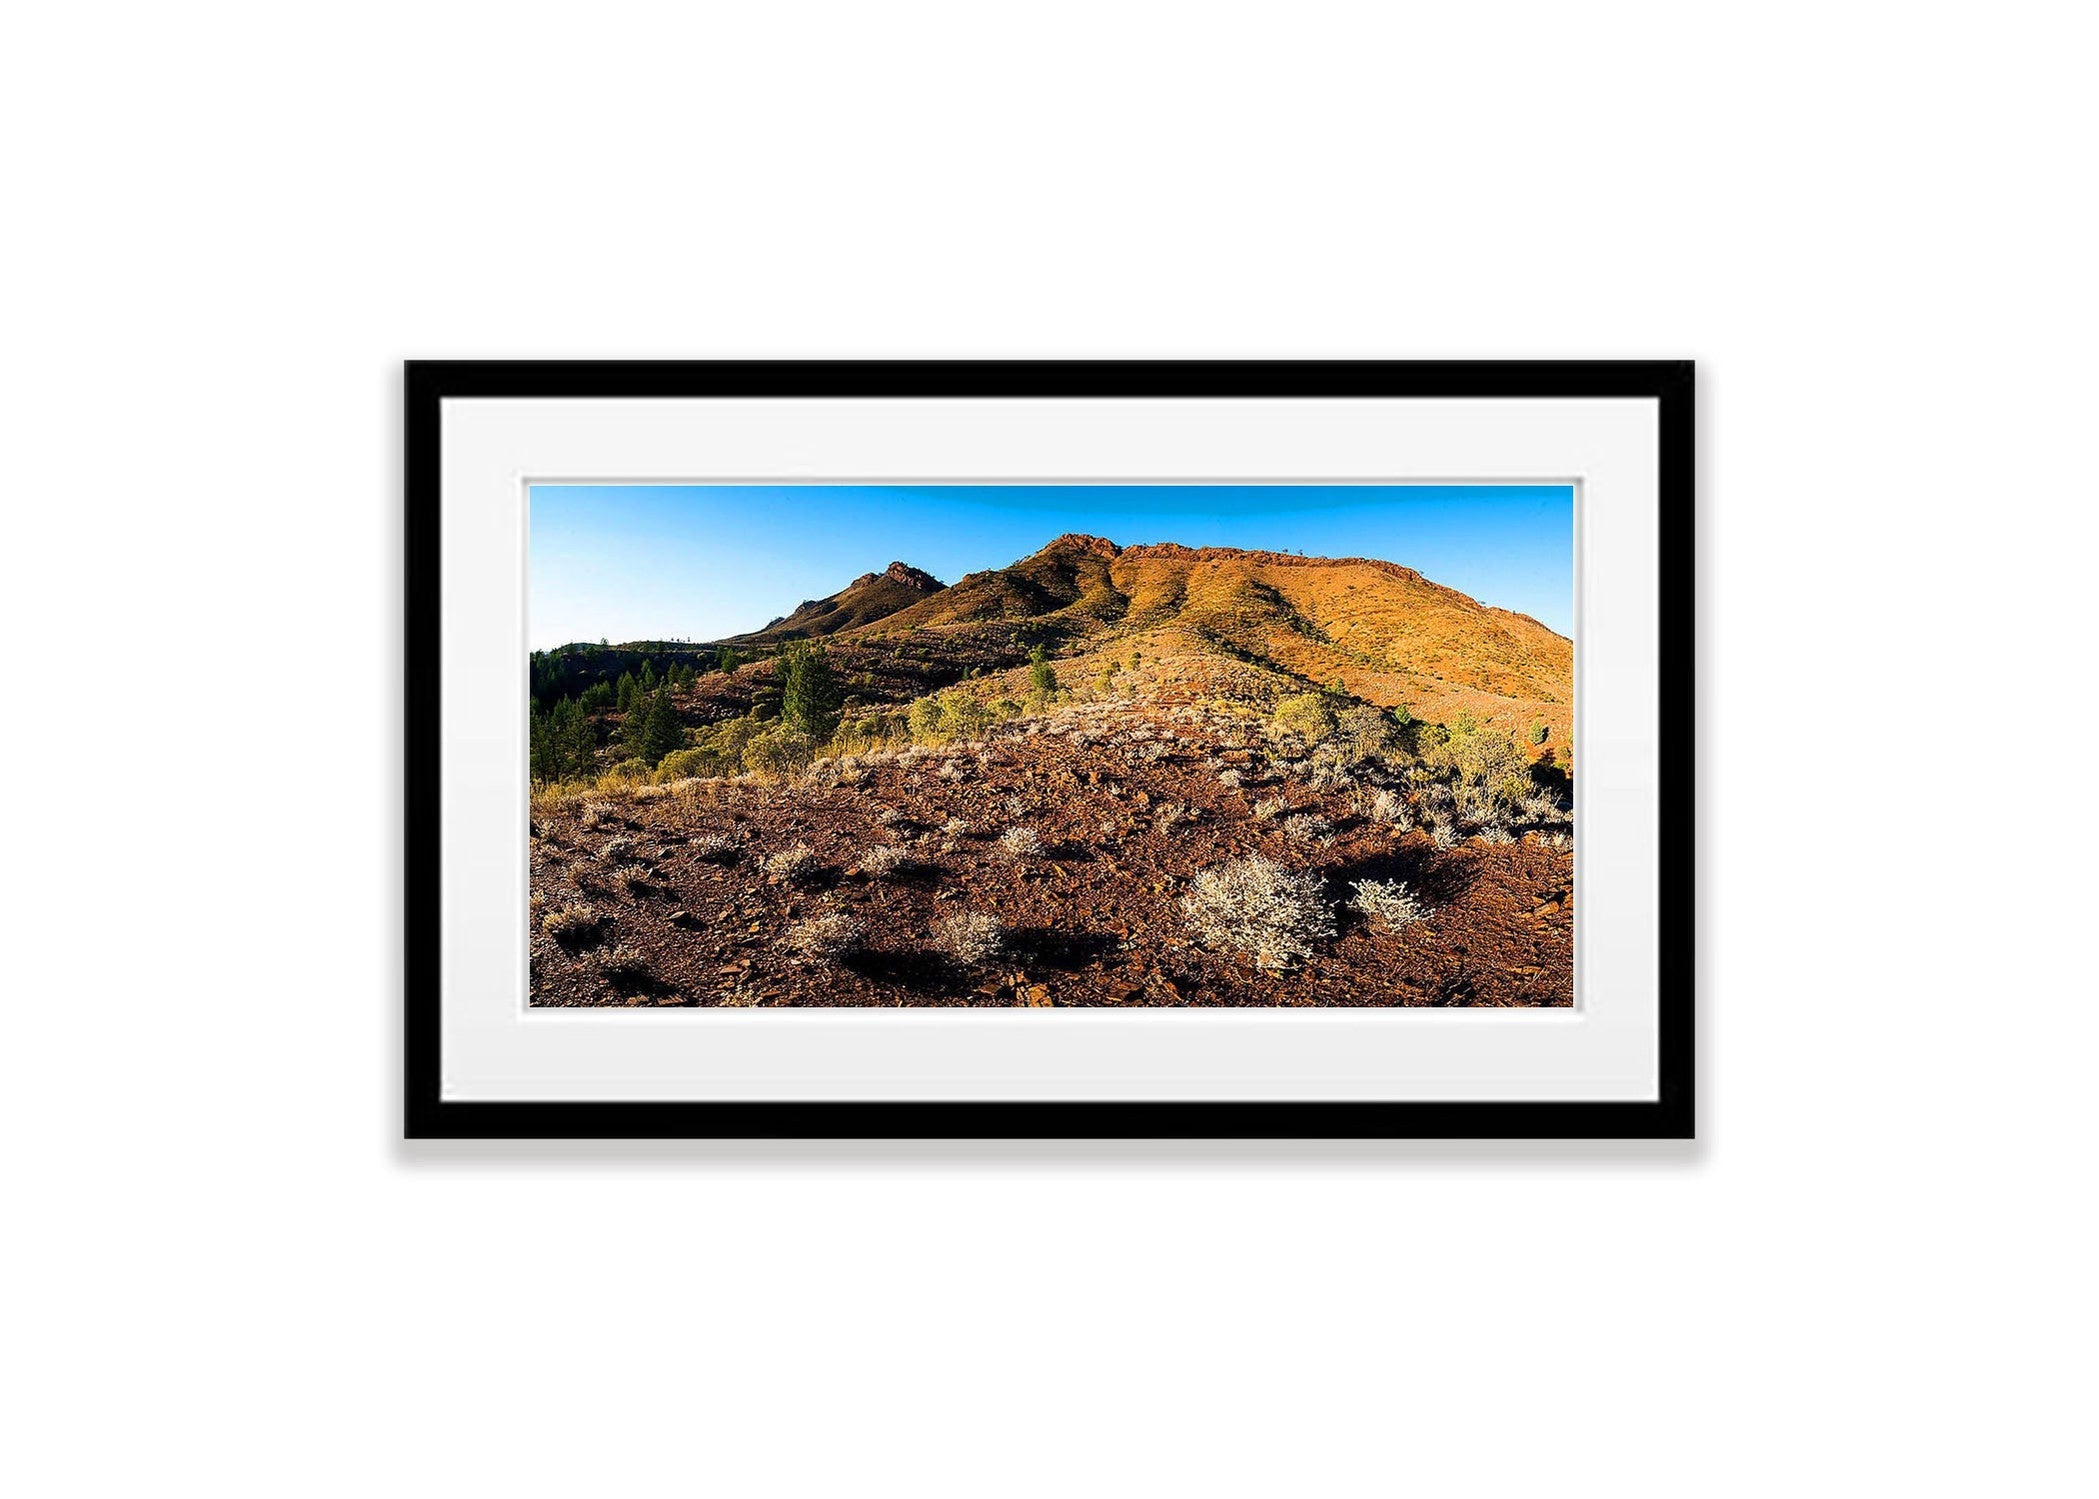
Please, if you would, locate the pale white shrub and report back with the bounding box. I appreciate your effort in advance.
[998,826,1045,859]
[691,833,740,863]
[934,912,1005,967]
[786,912,864,964]
[1181,855,1334,970]
[861,843,909,878]
[1350,878,1429,930]
[764,844,821,882]
[1282,812,1334,846]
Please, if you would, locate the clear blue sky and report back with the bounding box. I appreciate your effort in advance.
[528,484,1573,648]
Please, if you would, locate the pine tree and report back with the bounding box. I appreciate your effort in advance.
[622,687,683,766]
[780,641,842,741]
[645,689,683,764]
[529,704,555,784]
[540,697,596,781]
[616,672,638,711]
[1026,645,1058,708]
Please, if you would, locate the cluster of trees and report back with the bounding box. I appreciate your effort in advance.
[531,636,1083,789]
[529,639,855,787]
[621,686,684,766]
[613,658,698,711]
[530,697,599,783]
[530,644,728,717]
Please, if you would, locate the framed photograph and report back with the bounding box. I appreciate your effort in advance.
[406,361,1693,1138]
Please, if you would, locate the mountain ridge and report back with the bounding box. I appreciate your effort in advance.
[708,536,1570,750]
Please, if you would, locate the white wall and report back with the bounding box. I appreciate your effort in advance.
[6,4,2090,1495]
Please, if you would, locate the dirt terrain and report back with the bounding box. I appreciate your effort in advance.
[530,687,1572,1009]
[530,536,1574,1007]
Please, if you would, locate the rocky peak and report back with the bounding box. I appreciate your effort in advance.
[1036,533,1121,559]
[843,562,943,593]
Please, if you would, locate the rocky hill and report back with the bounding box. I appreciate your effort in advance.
[732,560,945,643]
[734,534,1571,749]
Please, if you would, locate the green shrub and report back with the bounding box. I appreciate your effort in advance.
[744,726,816,779]
[1529,721,1549,745]
[941,690,995,739]
[828,714,903,758]
[1423,727,1532,812]
[1270,693,1335,743]
[653,746,715,783]
[907,694,946,741]
[1026,646,1058,707]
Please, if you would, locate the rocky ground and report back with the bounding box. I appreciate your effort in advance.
[529,694,1573,1008]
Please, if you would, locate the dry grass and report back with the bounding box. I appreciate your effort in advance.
[1521,791,1568,824]
[785,912,865,965]
[764,844,821,882]
[933,912,1005,967]
[594,945,651,984]
[541,903,607,947]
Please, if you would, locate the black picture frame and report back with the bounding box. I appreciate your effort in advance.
[406,360,1694,1139]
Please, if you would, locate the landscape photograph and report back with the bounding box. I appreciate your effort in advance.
[528,483,1574,1008]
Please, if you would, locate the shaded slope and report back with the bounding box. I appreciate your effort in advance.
[733,561,943,643]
